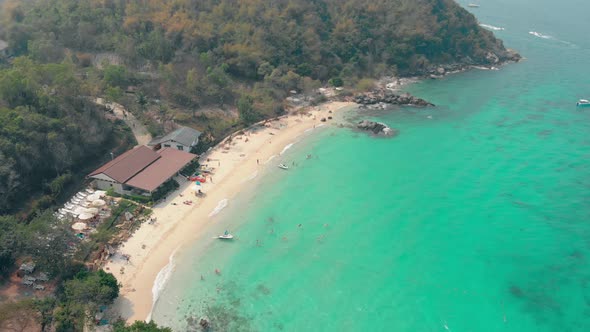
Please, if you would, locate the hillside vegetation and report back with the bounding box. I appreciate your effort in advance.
[1,0,514,110]
[0,0,515,214]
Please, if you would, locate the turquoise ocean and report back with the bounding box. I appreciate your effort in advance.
[151,0,590,330]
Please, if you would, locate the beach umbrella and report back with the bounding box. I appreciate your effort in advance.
[91,199,106,207]
[77,213,94,220]
[86,193,101,201]
[85,207,99,215]
[73,206,87,215]
[71,222,87,231]
[94,190,107,197]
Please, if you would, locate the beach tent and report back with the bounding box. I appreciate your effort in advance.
[72,222,87,230]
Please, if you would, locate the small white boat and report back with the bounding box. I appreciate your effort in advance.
[278,163,289,170]
[468,3,480,7]
[218,231,234,240]
[576,99,590,107]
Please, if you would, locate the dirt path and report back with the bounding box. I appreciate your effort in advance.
[94,98,152,146]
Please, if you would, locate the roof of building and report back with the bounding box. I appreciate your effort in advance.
[0,40,8,51]
[88,146,160,183]
[89,146,197,192]
[148,126,202,147]
[125,148,196,192]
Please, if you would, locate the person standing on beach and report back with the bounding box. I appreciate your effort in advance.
[257,159,259,165]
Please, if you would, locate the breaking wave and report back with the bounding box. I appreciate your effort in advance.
[280,143,294,155]
[480,24,505,31]
[148,248,178,322]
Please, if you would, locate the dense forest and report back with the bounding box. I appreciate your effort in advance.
[0,0,516,116]
[0,0,517,217]
[0,58,133,215]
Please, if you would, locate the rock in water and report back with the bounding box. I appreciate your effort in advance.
[357,120,397,137]
[354,91,434,107]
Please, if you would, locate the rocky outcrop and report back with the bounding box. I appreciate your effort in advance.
[354,91,434,107]
[421,49,522,79]
[357,120,397,137]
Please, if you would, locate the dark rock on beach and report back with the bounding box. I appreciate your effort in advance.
[354,91,434,107]
[357,120,397,137]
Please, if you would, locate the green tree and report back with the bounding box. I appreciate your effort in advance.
[103,65,128,88]
[113,320,172,332]
[237,94,259,125]
[106,85,124,102]
[328,77,344,87]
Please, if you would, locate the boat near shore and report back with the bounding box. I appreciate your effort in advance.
[468,3,480,8]
[576,99,590,107]
[218,231,234,240]
[278,163,289,170]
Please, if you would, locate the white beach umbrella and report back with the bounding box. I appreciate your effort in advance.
[91,199,106,207]
[86,193,101,201]
[77,212,94,220]
[73,206,87,215]
[71,222,88,230]
[94,190,107,197]
[85,207,99,215]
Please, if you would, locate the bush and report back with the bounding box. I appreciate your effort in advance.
[123,194,151,205]
[328,77,344,87]
[152,179,179,202]
[355,78,376,91]
[106,188,121,197]
[180,160,200,177]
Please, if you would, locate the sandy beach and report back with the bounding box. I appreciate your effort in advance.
[105,101,354,322]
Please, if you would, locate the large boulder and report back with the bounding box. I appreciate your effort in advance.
[357,120,397,137]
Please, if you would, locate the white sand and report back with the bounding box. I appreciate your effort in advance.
[106,102,354,322]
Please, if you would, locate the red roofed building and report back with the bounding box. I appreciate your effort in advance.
[88,145,196,196]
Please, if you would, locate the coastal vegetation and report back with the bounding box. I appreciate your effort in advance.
[0,0,517,330]
[0,0,515,137]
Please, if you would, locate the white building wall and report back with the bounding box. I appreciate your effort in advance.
[94,179,124,194]
[161,139,190,151]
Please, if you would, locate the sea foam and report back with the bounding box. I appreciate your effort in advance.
[529,31,552,39]
[209,198,228,217]
[480,23,505,31]
[280,143,294,155]
[148,248,178,322]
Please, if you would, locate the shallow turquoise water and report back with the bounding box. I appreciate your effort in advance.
[152,1,590,331]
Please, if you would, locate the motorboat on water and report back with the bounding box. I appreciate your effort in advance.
[278,163,289,170]
[576,99,590,107]
[218,231,234,240]
[468,3,480,8]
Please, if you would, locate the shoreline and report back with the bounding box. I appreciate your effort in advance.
[106,101,355,323]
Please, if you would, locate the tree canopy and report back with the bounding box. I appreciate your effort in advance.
[0,0,513,124]
[0,58,132,214]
